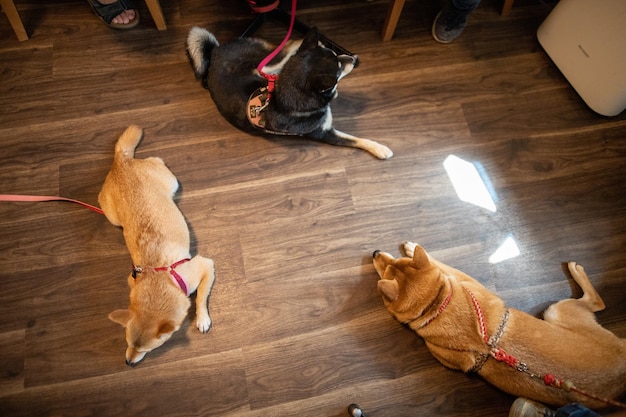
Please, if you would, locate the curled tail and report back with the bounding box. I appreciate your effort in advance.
[114,125,143,161]
[186,27,219,81]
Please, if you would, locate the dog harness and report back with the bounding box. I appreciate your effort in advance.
[467,306,510,373]
[246,86,300,136]
[463,287,626,409]
[247,87,271,131]
[131,258,191,296]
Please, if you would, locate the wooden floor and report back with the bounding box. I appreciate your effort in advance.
[1,0,625,416]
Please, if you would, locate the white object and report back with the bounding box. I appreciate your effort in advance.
[489,237,520,264]
[537,0,626,116]
[443,155,496,213]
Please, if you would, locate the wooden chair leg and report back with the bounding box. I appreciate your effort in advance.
[381,0,405,42]
[1,0,28,41]
[501,0,515,15]
[144,0,166,30]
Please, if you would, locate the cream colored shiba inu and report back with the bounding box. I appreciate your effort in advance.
[99,125,215,366]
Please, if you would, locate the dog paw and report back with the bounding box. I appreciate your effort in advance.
[568,261,583,272]
[371,143,394,160]
[196,315,212,333]
[403,241,417,257]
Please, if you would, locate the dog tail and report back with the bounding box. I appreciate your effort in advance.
[186,27,219,80]
[114,125,143,161]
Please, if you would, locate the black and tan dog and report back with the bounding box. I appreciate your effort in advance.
[186,26,393,159]
[99,125,216,366]
[373,241,626,409]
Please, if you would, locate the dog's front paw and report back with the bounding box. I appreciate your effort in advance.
[196,314,212,333]
[403,241,417,257]
[371,142,393,160]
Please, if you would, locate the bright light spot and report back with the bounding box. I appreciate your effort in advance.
[443,155,497,212]
[489,237,520,264]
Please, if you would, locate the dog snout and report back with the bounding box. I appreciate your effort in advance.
[125,347,146,367]
[373,250,381,258]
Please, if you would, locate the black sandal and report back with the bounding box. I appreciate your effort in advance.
[88,0,140,29]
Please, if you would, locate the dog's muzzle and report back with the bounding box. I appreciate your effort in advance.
[372,250,381,258]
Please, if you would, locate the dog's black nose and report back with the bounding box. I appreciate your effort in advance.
[372,250,380,258]
[125,359,136,367]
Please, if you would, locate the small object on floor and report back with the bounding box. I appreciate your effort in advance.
[509,398,603,417]
[348,403,367,417]
[87,0,140,29]
[509,398,557,417]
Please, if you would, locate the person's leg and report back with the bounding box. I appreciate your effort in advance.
[451,0,481,13]
[432,0,480,43]
[556,403,601,417]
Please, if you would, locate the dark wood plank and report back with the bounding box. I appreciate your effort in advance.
[1,0,625,416]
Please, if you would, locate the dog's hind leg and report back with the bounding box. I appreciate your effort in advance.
[316,128,393,159]
[543,263,606,332]
[97,188,122,226]
[566,262,606,312]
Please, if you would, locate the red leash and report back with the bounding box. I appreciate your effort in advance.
[256,0,298,97]
[465,287,626,409]
[0,194,103,215]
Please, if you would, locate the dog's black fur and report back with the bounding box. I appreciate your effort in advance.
[186,27,392,159]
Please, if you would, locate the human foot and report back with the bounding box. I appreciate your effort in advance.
[88,0,140,29]
[101,0,136,26]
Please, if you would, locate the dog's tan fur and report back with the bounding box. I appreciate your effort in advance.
[373,242,626,409]
[99,125,215,366]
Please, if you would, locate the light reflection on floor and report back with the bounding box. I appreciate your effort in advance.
[443,154,520,264]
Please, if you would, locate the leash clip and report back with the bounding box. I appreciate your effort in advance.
[131,266,143,279]
[251,99,270,118]
[515,361,529,373]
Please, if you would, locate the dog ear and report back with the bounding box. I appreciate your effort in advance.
[377,278,400,302]
[338,54,358,79]
[108,309,132,327]
[156,320,176,339]
[300,27,319,51]
[411,245,431,269]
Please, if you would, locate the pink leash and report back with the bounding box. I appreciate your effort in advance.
[256,0,298,97]
[0,194,104,215]
[2,193,193,295]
